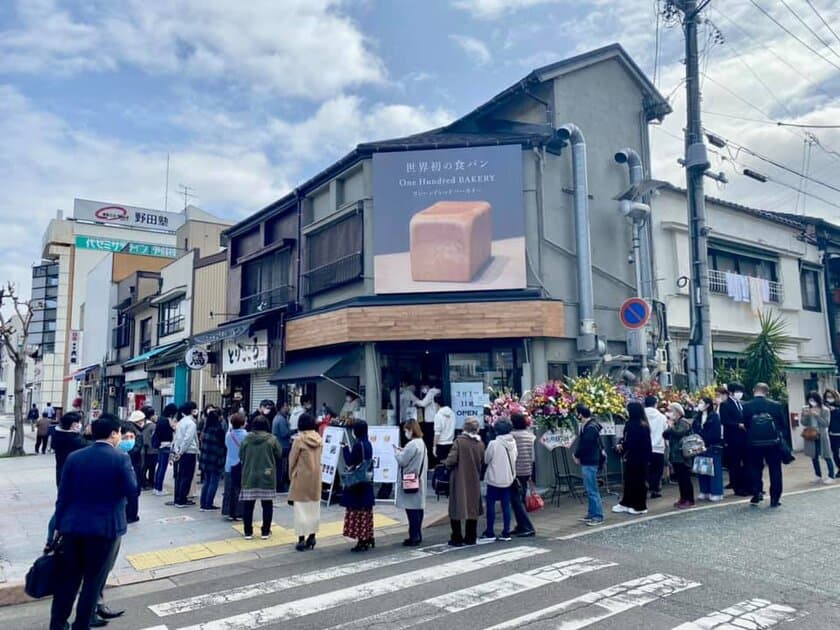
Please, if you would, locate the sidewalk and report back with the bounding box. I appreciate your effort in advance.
[1,411,836,607]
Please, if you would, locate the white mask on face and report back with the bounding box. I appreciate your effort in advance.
[404,430,412,441]
[733,392,744,401]
[809,400,818,407]
[697,402,706,412]
[827,398,836,405]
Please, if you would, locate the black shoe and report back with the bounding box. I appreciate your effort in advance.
[90,616,109,628]
[97,606,124,619]
[770,501,781,508]
[127,517,139,524]
[306,534,317,549]
[750,495,762,505]
[515,530,536,538]
[650,492,662,499]
[367,538,375,549]
[447,540,464,547]
[351,541,369,552]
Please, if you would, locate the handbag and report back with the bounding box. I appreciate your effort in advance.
[680,433,706,458]
[25,537,63,599]
[525,482,544,513]
[340,441,373,489]
[401,442,426,494]
[692,455,715,476]
[801,426,820,442]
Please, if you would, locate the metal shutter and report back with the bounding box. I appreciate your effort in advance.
[250,370,279,408]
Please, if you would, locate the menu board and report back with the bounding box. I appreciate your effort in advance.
[321,426,346,484]
[368,426,400,483]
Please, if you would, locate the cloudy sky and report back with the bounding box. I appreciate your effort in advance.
[1,0,839,297]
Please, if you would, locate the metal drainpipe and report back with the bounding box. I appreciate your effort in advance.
[556,124,597,352]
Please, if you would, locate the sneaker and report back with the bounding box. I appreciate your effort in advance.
[676,501,695,509]
[586,519,604,527]
[710,495,723,502]
[812,477,824,484]
[823,478,835,485]
[260,533,272,540]
[515,530,536,538]
[152,489,169,496]
[174,503,190,509]
[749,495,762,505]
[185,499,197,505]
[479,532,496,541]
[770,501,782,508]
[496,534,513,542]
[244,534,253,540]
[611,504,630,514]
[628,508,648,515]
[697,493,710,501]
[223,516,236,521]
[579,516,595,522]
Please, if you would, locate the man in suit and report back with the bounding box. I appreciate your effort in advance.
[719,383,750,496]
[742,382,787,508]
[49,414,137,630]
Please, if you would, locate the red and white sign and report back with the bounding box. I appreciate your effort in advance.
[619,297,651,330]
[74,198,185,233]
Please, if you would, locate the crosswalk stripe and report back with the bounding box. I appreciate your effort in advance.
[151,546,448,617]
[486,573,701,630]
[175,546,548,630]
[325,556,618,630]
[672,598,800,629]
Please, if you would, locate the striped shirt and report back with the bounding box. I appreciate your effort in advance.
[511,429,535,477]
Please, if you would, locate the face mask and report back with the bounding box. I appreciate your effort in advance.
[73,424,82,433]
[119,439,135,452]
[404,431,413,441]
[826,398,835,405]
[809,400,817,407]
[733,392,743,401]
[697,403,706,412]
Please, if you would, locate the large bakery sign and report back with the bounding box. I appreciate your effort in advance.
[74,199,186,233]
[372,144,525,294]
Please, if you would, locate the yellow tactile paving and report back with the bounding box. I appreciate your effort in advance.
[126,514,400,571]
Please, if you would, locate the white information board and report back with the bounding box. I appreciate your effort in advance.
[451,381,485,429]
[320,426,345,485]
[539,428,576,450]
[369,426,400,483]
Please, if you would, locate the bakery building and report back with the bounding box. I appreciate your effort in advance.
[222,44,671,430]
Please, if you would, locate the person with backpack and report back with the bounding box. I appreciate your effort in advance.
[663,402,695,509]
[573,405,605,526]
[743,382,786,507]
[27,404,39,431]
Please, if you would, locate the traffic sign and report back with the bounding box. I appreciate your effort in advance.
[619,298,651,330]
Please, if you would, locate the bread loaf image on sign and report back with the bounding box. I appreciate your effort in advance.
[409,200,493,282]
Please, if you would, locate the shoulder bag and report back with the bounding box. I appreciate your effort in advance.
[401,441,426,494]
[25,536,63,599]
[680,432,706,458]
[801,426,820,442]
[340,441,374,489]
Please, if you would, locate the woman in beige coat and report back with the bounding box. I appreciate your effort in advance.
[288,413,324,551]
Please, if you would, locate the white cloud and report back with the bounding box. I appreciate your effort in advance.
[449,34,492,65]
[453,0,561,20]
[0,0,385,99]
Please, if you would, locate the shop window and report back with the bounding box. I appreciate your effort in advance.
[801,268,821,312]
[303,210,363,296]
[240,249,291,315]
[158,299,185,337]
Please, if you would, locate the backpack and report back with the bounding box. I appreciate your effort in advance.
[748,412,780,447]
[431,464,450,499]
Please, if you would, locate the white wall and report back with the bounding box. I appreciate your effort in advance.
[156,250,194,343]
[81,254,117,366]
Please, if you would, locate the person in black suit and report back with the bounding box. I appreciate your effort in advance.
[742,382,787,508]
[719,383,750,496]
[49,414,137,630]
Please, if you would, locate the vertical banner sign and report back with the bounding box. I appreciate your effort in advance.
[69,330,82,365]
[321,426,345,485]
[372,144,525,294]
[368,426,400,483]
[450,382,486,430]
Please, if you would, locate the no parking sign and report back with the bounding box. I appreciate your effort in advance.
[619,298,651,330]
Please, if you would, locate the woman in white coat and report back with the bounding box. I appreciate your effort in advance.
[395,420,428,546]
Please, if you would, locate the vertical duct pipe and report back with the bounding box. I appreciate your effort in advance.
[614,148,653,300]
[557,124,597,352]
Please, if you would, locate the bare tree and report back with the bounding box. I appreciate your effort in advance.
[0,283,34,456]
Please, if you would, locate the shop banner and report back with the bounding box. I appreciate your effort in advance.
[450,381,485,430]
[320,426,345,485]
[540,428,576,451]
[222,330,268,373]
[75,235,178,258]
[369,426,400,484]
[372,144,525,294]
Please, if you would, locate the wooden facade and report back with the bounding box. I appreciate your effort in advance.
[285,299,566,352]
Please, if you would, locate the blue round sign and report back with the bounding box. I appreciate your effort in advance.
[619,298,650,330]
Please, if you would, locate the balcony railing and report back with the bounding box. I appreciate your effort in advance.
[708,269,783,303]
[240,285,291,316]
[303,252,363,296]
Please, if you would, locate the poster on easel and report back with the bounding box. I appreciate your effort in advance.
[321,426,345,485]
[369,426,400,483]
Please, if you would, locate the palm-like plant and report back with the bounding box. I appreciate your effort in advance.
[743,311,793,399]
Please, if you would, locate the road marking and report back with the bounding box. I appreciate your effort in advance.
[151,545,453,616]
[128,513,399,571]
[325,556,617,630]
[486,573,701,630]
[672,598,800,629]
[175,546,548,630]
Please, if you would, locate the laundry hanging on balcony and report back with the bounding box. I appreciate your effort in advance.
[748,276,770,314]
[725,272,750,302]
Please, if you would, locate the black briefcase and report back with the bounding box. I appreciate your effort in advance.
[25,538,62,599]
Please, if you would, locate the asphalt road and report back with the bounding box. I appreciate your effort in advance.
[5,489,839,629]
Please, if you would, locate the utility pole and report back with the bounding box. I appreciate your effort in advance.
[669,0,714,389]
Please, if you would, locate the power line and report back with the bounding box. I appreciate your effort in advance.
[779,0,840,60]
[703,110,840,129]
[746,0,840,72]
[654,0,662,88]
[804,0,840,49]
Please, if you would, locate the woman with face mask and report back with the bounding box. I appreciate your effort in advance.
[800,391,834,484]
[394,420,428,546]
[825,389,840,475]
[663,403,695,508]
[694,396,724,501]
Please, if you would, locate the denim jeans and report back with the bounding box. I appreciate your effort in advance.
[484,484,512,537]
[406,509,424,542]
[581,465,603,521]
[222,466,243,518]
[200,470,221,509]
[154,448,170,492]
[812,455,835,478]
[698,449,724,497]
